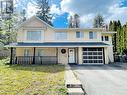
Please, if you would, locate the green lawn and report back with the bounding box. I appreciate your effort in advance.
[0,59,66,95]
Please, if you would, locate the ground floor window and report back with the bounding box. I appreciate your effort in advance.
[36,49,43,56]
[24,49,30,56]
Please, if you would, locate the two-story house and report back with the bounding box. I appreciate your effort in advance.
[6,16,116,65]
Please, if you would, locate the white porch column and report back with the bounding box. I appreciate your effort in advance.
[104,47,108,64]
[78,47,83,64]
[108,46,114,63]
[104,46,114,64]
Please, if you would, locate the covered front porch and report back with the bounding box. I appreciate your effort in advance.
[6,42,109,65]
[9,47,79,65]
[10,47,59,65]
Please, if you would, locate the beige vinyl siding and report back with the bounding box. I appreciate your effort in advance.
[17,17,105,42]
[18,29,103,42]
[16,48,56,56]
[15,16,115,65]
[58,48,68,64]
[17,16,114,44]
[16,48,34,56]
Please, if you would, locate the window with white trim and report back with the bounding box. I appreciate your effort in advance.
[102,36,109,41]
[76,31,84,38]
[101,36,104,41]
[105,36,109,41]
[27,30,42,41]
[89,32,97,39]
[55,32,67,40]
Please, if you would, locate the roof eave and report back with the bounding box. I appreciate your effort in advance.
[101,31,117,34]
[5,45,109,48]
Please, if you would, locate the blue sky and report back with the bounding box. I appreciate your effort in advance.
[53,13,68,28]
[52,0,127,28]
[17,0,127,28]
[121,0,127,6]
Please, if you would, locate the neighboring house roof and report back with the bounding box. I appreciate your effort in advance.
[5,42,109,47]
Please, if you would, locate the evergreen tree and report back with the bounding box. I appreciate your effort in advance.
[109,21,113,31]
[109,20,125,54]
[0,15,17,44]
[93,14,104,28]
[116,26,121,54]
[68,14,80,28]
[113,21,118,31]
[0,0,19,45]
[122,25,126,50]
[125,23,127,49]
[68,16,73,28]
[73,14,80,28]
[36,0,53,26]
[109,21,118,52]
[116,20,123,54]
[120,27,124,54]
[20,9,26,22]
[122,23,127,54]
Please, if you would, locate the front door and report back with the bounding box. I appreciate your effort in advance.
[69,49,75,63]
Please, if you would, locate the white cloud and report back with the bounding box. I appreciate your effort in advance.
[50,4,65,22]
[50,4,63,15]
[60,0,127,28]
[13,0,18,6]
[61,0,120,15]
[26,3,64,20]
[20,0,127,28]
[106,4,127,24]
[80,14,95,28]
[26,3,38,18]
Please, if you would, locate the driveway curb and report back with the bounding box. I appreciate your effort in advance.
[65,65,85,95]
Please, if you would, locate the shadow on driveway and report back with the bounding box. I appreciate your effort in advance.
[70,64,127,70]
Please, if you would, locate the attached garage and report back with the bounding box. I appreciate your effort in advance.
[82,48,104,64]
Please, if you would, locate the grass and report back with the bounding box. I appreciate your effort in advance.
[0,59,67,95]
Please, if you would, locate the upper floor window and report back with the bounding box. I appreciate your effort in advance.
[27,31,41,41]
[76,31,84,38]
[101,36,104,41]
[55,32,67,40]
[105,36,109,41]
[101,36,109,41]
[89,32,97,39]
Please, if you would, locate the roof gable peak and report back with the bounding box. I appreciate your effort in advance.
[17,15,54,29]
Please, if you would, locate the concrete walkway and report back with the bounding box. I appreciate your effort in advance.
[71,64,127,95]
[65,65,81,86]
[65,65,85,95]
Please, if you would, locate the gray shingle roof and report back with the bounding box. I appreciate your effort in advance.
[5,42,109,47]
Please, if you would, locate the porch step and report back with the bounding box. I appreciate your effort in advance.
[66,80,82,88]
[67,88,84,95]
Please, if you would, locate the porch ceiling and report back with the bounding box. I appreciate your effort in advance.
[5,42,109,48]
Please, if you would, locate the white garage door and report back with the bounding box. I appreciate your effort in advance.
[82,48,104,64]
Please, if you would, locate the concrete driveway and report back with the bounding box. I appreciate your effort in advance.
[71,64,127,95]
